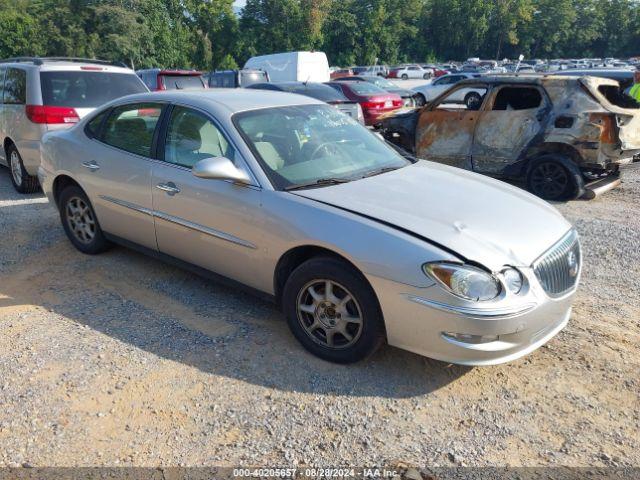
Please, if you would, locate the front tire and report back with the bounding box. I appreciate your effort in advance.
[7,144,39,193]
[401,74,409,80]
[59,185,111,254]
[282,257,385,363]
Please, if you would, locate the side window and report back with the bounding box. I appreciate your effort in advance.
[102,103,163,157]
[85,110,109,138]
[492,87,543,111]
[164,106,235,169]
[4,68,26,104]
[434,77,449,86]
[435,86,488,111]
[0,68,5,103]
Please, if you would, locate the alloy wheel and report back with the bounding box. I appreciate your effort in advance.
[10,150,22,186]
[530,161,569,200]
[65,196,96,244]
[296,279,363,350]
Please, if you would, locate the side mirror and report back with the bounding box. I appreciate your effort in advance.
[192,157,252,184]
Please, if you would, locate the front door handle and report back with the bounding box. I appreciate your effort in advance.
[82,161,100,171]
[156,182,180,195]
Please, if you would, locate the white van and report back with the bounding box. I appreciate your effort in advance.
[244,52,330,83]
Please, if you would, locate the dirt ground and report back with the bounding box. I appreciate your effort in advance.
[0,163,638,469]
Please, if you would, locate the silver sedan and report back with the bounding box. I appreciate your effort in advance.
[39,90,581,365]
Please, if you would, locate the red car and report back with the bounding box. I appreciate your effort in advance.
[326,81,402,126]
[136,69,207,91]
[330,68,353,79]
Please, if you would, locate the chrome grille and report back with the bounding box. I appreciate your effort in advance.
[533,230,581,297]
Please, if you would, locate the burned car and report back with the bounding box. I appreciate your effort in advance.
[380,76,640,200]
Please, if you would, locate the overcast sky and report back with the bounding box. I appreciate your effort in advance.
[234,0,246,7]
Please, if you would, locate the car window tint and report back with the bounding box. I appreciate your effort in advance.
[160,75,205,90]
[85,110,109,138]
[0,68,5,102]
[40,72,147,107]
[164,106,235,169]
[492,87,542,111]
[4,68,26,104]
[102,103,162,157]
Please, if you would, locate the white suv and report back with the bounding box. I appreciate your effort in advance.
[0,57,147,192]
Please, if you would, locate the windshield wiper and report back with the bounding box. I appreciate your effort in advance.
[284,177,351,191]
[361,166,401,179]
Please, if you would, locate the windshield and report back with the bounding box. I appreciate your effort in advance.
[234,104,410,190]
[160,75,205,90]
[40,71,147,108]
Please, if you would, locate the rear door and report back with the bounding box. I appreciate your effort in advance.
[80,102,164,250]
[472,85,549,174]
[416,84,488,169]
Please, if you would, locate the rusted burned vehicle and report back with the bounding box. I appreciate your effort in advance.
[380,76,640,200]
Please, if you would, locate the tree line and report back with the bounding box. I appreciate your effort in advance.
[0,0,639,71]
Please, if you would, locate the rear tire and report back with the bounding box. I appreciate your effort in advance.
[7,143,39,194]
[526,155,584,201]
[59,185,111,254]
[282,256,385,363]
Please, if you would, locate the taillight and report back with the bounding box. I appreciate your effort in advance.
[392,99,403,107]
[26,105,80,124]
[361,101,384,110]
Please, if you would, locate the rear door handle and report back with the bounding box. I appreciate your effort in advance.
[82,161,100,171]
[156,182,180,195]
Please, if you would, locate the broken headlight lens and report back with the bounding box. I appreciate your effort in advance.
[423,262,501,301]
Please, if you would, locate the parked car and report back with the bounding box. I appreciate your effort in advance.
[550,68,635,90]
[330,68,353,79]
[246,81,364,124]
[39,89,581,365]
[207,69,269,88]
[325,81,403,126]
[336,75,419,107]
[0,57,147,193]
[360,65,389,77]
[380,75,640,200]
[412,72,483,106]
[388,65,432,80]
[137,69,206,91]
[244,51,330,83]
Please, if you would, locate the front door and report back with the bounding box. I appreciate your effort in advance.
[80,102,164,250]
[416,84,488,169]
[472,85,549,174]
[151,105,264,290]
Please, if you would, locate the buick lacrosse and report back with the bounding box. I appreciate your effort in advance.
[39,90,581,364]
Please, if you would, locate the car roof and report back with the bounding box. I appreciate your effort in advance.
[111,89,323,114]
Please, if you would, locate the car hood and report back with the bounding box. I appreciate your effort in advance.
[293,161,572,271]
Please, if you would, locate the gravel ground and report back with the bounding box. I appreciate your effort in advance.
[0,162,638,470]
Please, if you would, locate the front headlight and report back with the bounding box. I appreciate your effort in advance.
[423,262,501,301]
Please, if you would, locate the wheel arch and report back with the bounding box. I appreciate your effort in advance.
[52,174,83,208]
[3,137,15,156]
[273,245,371,306]
[523,142,584,169]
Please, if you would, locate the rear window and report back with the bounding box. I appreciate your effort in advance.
[40,71,147,108]
[160,75,205,90]
[240,71,268,87]
[285,84,348,102]
[345,82,386,95]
